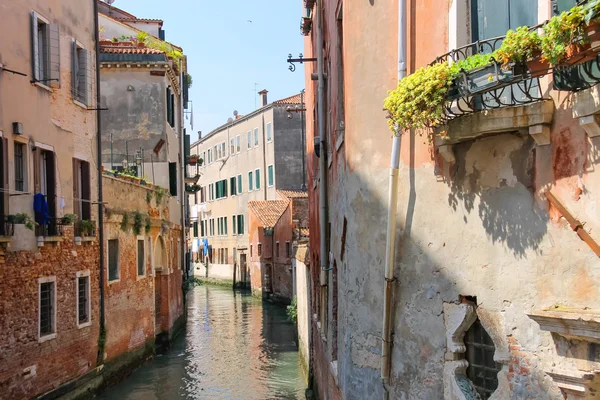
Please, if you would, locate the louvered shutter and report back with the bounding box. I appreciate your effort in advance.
[77,48,88,104]
[71,41,78,99]
[48,24,60,86]
[46,152,57,218]
[31,12,40,82]
[81,161,91,220]
[72,158,80,218]
[169,162,177,196]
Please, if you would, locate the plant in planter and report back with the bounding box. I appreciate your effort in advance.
[7,213,37,230]
[384,62,455,131]
[79,220,96,236]
[187,155,199,165]
[542,6,589,66]
[61,213,78,225]
[583,0,600,48]
[495,26,547,77]
[185,184,201,193]
[452,52,517,95]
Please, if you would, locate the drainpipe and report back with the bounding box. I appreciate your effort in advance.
[381,0,406,382]
[316,1,328,281]
[180,66,187,283]
[93,0,106,345]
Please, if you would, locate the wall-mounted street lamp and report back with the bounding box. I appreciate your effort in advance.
[287,53,317,72]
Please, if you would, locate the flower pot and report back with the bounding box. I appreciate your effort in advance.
[445,82,461,101]
[562,43,597,67]
[586,21,600,50]
[457,63,516,95]
[527,58,551,78]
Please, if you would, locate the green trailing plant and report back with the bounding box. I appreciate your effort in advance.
[136,31,149,43]
[79,220,96,236]
[542,6,587,66]
[495,26,542,66]
[61,213,78,225]
[145,215,151,234]
[7,213,37,230]
[146,190,153,204]
[286,296,298,324]
[186,72,193,89]
[154,187,167,204]
[120,213,129,232]
[133,211,144,236]
[583,0,600,24]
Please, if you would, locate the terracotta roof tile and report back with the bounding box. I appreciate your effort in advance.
[100,46,165,55]
[114,17,164,25]
[273,93,302,105]
[248,200,290,228]
[278,189,308,199]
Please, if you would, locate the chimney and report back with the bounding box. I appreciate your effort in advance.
[198,131,202,140]
[258,89,268,107]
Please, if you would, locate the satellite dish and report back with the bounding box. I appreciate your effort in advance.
[233,110,239,117]
[227,118,234,123]
[106,0,116,4]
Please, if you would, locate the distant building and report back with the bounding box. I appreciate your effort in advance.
[188,91,306,286]
[247,190,308,303]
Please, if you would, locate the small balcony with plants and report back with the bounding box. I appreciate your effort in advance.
[384,0,600,150]
[74,219,97,245]
[185,164,201,184]
[185,184,201,194]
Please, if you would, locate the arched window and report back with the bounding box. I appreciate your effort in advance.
[465,319,502,399]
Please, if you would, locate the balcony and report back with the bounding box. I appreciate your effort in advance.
[0,217,15,240]
[185,184,201,194]
[185,164,201,184]
[35,218,65,238]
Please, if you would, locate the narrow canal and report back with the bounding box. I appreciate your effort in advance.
[99,285,306,399]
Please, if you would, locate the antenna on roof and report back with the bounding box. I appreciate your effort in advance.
[233,110,239,119]
[227,117,234,123]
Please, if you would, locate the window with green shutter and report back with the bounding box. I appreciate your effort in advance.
[237,174,242,194]
[233,215,237,235]
[255,168,260,190]
[200,220,205,237]
[268,165,274,187]
[169,162,177,196]
[249,171,254,191]
[237,215,244,235]
[230,177,236,196]
[193,221,198,237]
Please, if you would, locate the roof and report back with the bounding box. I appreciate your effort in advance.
[114,17,164,26]
[100,46,165,55]
[248,200,290,228]
[278,189,308,199]
[193,91,305,145]
[273,93,303,105]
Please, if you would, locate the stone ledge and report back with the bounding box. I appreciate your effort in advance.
[546,369,600,396]
[528,309,600,342]
[435,99,555,146]
[573,83,600,118]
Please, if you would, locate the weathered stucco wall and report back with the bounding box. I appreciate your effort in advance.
[294,242,311,373]
[304,0,600,399]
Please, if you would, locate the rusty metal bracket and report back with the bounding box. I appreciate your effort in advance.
[545,191,600,258]
[287,53,317,72]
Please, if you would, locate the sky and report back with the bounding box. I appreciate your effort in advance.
[116,0,306,140]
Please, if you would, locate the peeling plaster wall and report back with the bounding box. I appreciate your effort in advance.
[304,0,600,399]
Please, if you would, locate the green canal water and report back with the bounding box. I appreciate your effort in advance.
[99,285,306,399]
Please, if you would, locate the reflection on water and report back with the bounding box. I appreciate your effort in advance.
[99,285,305,399]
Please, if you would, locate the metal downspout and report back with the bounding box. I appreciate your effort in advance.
[93,0,106,354]
[381,0,407,383]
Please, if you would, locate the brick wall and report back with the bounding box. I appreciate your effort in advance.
[0,229,100,399]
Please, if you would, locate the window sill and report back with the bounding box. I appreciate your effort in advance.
[0,236,12,243]
[33,81,53,92]
[73,99,88,110]
[77,321,92,329]
[38,333,56,343]
[107,279,120,286]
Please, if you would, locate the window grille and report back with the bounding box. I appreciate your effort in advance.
[78,276,89,323]
[465,319,502,399]
[40,282,54,335]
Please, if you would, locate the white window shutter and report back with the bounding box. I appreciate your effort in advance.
[31,12,39,82]
[48,24,60,85]
[71,40,78,99]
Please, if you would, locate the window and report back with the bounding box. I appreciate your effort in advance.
[209,183,214,201]
[202,151,206,167]
[39,279,55,338]
[276,241,280,257]
[258,243,262,256]
[248,171,254,191]
[230,138,235,155]
[137,239,145,276]
[77,274,90,326]
[255,168,261,190]
[267,165,274,187]
[209,218,215,236]
[73,159,91,221]
[266,122,273,142]
[31,12,59,86]
[247,131,252,149]
[237,174,242,194]
[200,220,205,237]
[224,217,228,235]
[108,239,119,281]
[230,177,237,196]
[286,241,291,258]
[472,0,537,42]
[166,87,175,128]
[250,244,253,257]
[553,0,577,14]
[237,214,244,235]
[169,162,177,196]
[254,128,259,147]
[215,179,228,199]
[71,41,89,105]
[193,221,199,237]
[233,215,237,235]
[465,319,501,399]
[217,217,221,236]
[14,143,25,192]
[207,149,212,164]
[236,135,241,153]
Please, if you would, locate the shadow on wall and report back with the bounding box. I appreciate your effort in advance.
[442,134,548,258]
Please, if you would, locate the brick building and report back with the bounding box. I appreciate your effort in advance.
[301,0,600,399]
[0,0,101,398]
[247,190,308,303]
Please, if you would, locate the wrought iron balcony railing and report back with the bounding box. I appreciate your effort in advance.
[553,53,600,92]
[431,29,545,123]
[35,218,65,237]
